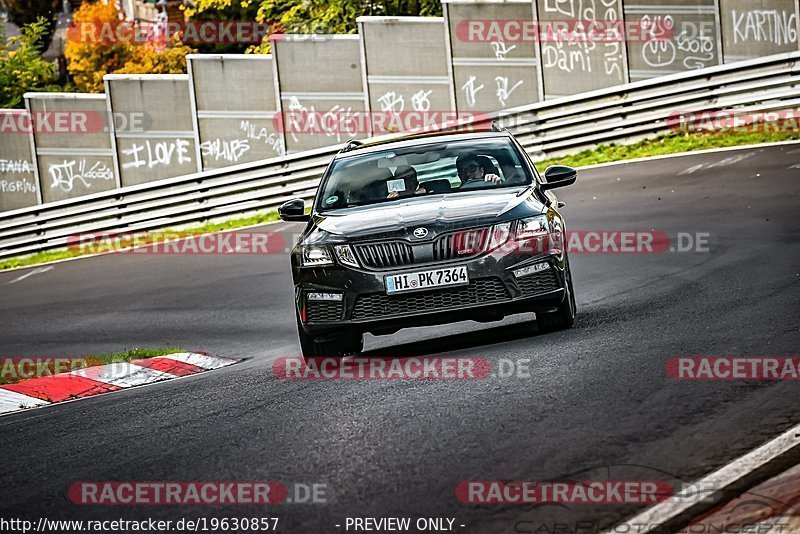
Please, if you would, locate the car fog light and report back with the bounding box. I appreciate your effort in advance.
[514,262,550,278]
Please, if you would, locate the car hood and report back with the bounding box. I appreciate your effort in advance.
[309,188,544,242]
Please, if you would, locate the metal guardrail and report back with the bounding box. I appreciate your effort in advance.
[1,51,798,260]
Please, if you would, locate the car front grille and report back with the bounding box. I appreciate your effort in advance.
[305,300,344,322]
[516,268,560,296]
[354,226,492,270]
[354,241,414,269]
[433,228,491,261]
[351,277,510,320]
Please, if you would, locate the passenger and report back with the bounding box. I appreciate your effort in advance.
[387,165,427,199]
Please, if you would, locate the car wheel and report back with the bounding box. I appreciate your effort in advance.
[537,259,576,333]
[296,315,363,357]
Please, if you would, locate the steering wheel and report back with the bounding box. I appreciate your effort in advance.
[459,179,493,190]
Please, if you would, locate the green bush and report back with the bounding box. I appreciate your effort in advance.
[0,18,60,108]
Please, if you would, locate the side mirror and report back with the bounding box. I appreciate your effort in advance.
[541,165,577,190]
[278,198,310,222]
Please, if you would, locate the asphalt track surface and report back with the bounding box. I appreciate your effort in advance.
[0,144,798,533]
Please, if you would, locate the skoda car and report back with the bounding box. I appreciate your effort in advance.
[278,129,578,357]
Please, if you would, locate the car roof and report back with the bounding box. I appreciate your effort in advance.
[333,130,514,160]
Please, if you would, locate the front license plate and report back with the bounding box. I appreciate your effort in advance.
[385,265,469,294]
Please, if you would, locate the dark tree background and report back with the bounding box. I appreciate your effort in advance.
[1,0,62,52]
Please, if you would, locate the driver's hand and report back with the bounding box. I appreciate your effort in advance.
[484,173,502,183]
[415,187,426,195]
[387,191,399,199]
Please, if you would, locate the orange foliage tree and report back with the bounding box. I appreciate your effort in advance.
[65,1,195,92]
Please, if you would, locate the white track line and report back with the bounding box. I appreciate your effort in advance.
[602,421,800,533]
[6,266,53,284]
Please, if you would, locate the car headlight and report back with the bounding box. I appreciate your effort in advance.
[334,245,359,268]
[487,222,512,251]
[516,215,550,239]
[301,245,333,267]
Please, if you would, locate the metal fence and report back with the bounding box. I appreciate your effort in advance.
[0,51,797,260]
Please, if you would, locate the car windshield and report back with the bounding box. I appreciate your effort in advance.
[316,138,533,211]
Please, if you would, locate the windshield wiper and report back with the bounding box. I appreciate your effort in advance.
[517,185,534,197]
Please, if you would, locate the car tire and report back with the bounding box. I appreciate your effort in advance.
[537,259,576,333]
[297,316,363,358]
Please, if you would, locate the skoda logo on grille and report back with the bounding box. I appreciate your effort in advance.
[413,227,428,239]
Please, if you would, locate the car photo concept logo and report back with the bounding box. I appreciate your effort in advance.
[413,227,429,239]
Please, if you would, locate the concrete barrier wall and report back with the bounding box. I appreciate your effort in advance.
[624,0,721,81]
[358,17,455,135]
[719,0,799,62]
[26,93,117,204]
[536,0,629,96]
[105,74,199,187]
[273,35,368,153]
[444,0,543,112]
[0,111,38,212]
[1,1,798,211]
[188,54,286,168]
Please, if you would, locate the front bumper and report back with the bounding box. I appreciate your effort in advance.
[295,249,567,339]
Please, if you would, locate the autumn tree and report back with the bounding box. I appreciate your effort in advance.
[64,1,131,92]
[65,1,196,92]
[186,0,442,52]
[182,0,265,52]
[114,36,195,75]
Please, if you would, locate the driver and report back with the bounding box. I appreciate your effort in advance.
[456,154,502,185]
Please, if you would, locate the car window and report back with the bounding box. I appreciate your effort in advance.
[410,155,507,188]
[317,138,533,211]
